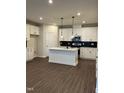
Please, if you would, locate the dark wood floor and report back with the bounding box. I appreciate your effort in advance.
[26,57,96,93]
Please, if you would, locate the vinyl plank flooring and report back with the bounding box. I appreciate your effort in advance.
[26,57,96,93]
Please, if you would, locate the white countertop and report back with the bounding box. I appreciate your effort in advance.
[49,47,78,51]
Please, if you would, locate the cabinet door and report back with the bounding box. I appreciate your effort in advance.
[35,26,40,35]
[80,48,83,58]
[80,48,97,60]
[59,28,72,41]
[88,48,97,59]
[30,25,40,35]
[30,25,35,35]
[26,47,34,61]
[26,48,29,61]
[26,24,30,40]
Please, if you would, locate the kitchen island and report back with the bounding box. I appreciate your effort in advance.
[49,47,78,66]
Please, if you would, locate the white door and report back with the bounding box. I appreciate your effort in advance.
[44,26,58,56]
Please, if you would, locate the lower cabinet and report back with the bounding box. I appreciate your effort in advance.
[26,48,34,61]
[80,48,97,60]
[26,24,30,40]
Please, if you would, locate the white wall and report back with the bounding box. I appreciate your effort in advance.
[59,27,98,60]
[38,24,59,57]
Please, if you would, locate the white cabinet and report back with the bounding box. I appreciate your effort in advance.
[26,48,34,61]
[26,24,40,36]
[58,27,98,60]
[29,48,34,60]
[26,24,39,60]
[59,28,72,41]
[26,48,28,61]
[26,36,38,61]
[49,48,78,66]
[59,27,97,41]
[30,25,40,35]
[26,24,30,40]
[80,48,97,60]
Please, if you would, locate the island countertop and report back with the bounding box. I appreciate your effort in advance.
[49,47,78,51]
[48,47,78,66]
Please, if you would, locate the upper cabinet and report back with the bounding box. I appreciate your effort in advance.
[59,27,97,41]
[59,28,72,41]
[26,24,40,40]
[30,25,40,35]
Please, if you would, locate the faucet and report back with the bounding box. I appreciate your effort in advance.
[66,46,69,49]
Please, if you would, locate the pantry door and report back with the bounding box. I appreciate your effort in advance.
[44,26,58,56]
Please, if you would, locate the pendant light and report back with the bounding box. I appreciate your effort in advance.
[71,16,75,39]
[60,17,64,39]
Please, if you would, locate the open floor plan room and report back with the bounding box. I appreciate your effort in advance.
[27,57,96,93]
[26,0,98,93]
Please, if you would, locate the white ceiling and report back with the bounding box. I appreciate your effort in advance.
[26,0,98,25]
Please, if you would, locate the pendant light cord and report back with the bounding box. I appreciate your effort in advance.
[72,16,75,35]
[61,17,64,36]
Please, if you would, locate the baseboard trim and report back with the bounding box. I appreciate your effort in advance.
[26,58,33,63]
[37,56,47,58]
[80,57,96,61]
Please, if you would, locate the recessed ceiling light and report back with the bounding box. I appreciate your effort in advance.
[49,0,53,4]
[77,12,81,16]
[40,17,43,20]
[82,21,86,23]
